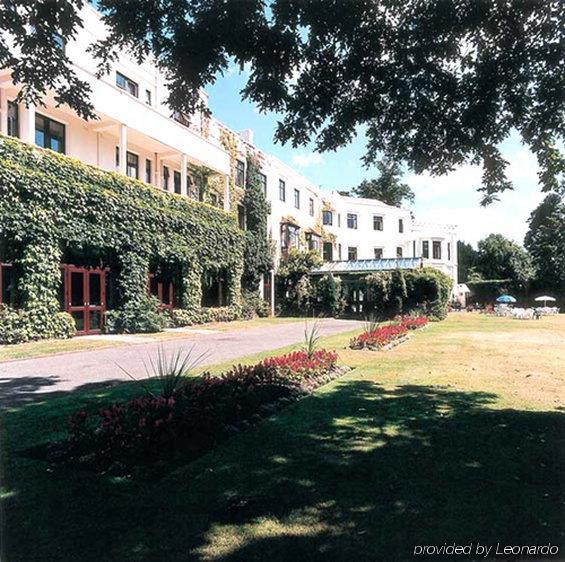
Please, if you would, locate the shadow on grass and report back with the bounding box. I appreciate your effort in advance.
[2,379,563,561]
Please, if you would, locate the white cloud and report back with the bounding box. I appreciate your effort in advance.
[292,152,325,168]
[406,145,544,246]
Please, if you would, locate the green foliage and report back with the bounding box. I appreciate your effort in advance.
[352,158,415,207]
[301,321,321,359]
[466,279,514,305]
[241,290,270,320]
[5,2,563,201]
[457,241,478,283]
[171,305,243,327]
[315,274,345,317]
[0,305,75,344]
[276,249,323,314]
[105,297,169,334]
[524,193,565,293]
[0,136,244,341]
[241,154,272,291]
[365,267,452,320]
[475,234,535,288]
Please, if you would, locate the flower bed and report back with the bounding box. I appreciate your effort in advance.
[349,317,428,350]
[43,350,342,478]
[399,316,428,330]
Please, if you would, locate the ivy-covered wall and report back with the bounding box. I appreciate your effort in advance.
[0,136,244,340]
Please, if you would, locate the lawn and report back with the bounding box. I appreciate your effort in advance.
[0,316,304,362]
[1,313,563,561]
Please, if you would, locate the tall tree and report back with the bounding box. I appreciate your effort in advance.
[0,1,562,203]
[457,241,478,283]
[524,193,565,293]
[475,234,534,286]
[352,158,414,207]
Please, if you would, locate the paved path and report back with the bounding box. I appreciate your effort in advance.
[0,318,362,407]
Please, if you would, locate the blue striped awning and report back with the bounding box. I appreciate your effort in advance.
[310,258,423,275]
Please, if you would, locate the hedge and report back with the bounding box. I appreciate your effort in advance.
[0,136,244,343]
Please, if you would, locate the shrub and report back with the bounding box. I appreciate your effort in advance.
[0,305,76,344]
[315,273,346,316]
[105,297,168,334]
[241,290,270,319]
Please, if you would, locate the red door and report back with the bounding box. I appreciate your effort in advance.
[64,266,106,335]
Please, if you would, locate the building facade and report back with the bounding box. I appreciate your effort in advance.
[0,3,458,329]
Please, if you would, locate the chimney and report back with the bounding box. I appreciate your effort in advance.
[238,129,254,145]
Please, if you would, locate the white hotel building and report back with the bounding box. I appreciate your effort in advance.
[0,4,458,302]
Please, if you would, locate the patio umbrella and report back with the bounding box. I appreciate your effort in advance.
[534,295,556,307]
[496,295,516,303]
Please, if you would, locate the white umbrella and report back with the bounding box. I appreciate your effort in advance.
[534,295,556,306]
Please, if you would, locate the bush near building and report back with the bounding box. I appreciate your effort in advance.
[0,136,244,343]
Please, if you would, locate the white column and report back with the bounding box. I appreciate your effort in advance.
[223,175,230,211]
[119,124,127,175]
[270,269,275,317]
[20,103,35,144]
[0,89,8,135]
[154,152,160,189]
[181,153,188,197]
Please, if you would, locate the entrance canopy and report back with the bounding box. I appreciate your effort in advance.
[310,257,423,275]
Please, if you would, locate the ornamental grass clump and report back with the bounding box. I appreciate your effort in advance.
[50,347,341,478]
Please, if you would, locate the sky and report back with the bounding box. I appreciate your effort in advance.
[206,66,545,248]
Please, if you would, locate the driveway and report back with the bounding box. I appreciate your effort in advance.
[0,318,362,407]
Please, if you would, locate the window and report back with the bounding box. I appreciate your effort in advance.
[338,244,342,260]
[413,240,416,256]
[145,159,152,184]
[235,159,245,187]
[7,101,18,138]
[35,114,65,153]
[374,248,383,259]
[396,247,403,258]
[116,72,138,97]
[145,89,152,106]
[305,232,320,252]
[163,165,170,191]
[309,198,314,216]
[433,241,442,260]
[323,242,333,262]
[279,179,286,201]
[422,240,429,258]
[210,192,218,206]
[347,213,358,229]
[173,170,181,194]
[258,172,267,196]
[280,223,299,254]
[373,215,383,231]
[115,146,120,168]
[337,214,341,227]
[294,188,300,209]
[126,151,138,179]
[322,210,333,225]
[399,218,404,233]
[447,242,451,261]
[348,246,358,261]
[238,204,246,230]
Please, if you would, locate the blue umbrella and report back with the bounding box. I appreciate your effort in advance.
[496,294,516,303]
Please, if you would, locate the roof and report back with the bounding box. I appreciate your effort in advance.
[310,258,423,275]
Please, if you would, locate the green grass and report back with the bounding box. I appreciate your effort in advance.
[1,314,563,561]
[0,316,305,362]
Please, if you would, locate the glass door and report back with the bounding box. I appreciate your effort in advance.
[64,266,106,335]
